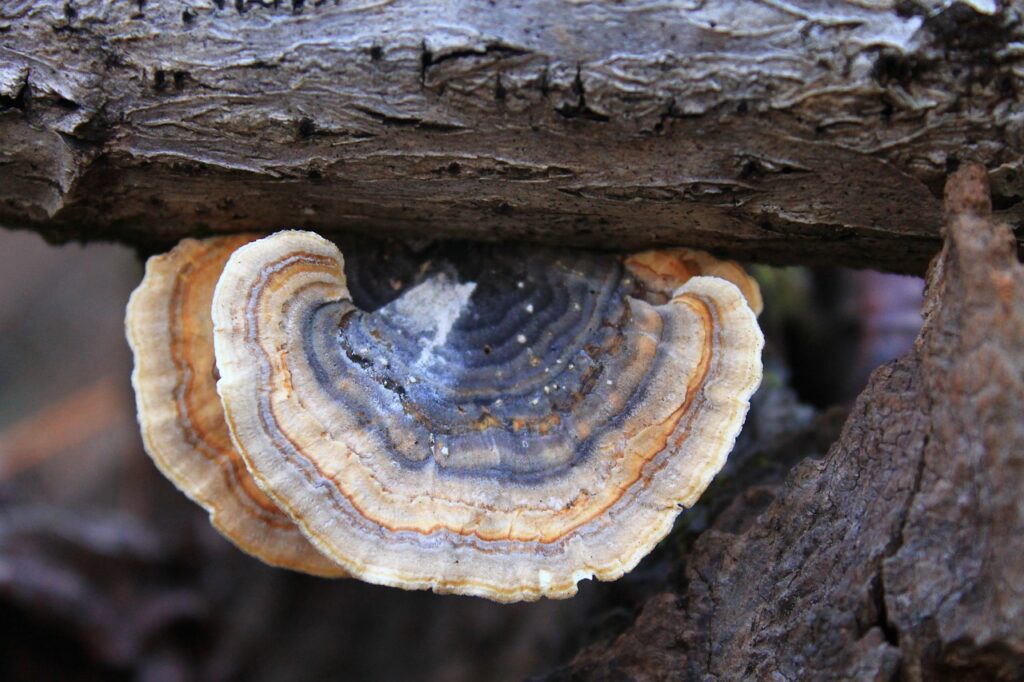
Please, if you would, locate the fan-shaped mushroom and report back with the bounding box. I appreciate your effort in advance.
[624,248,764,315]
[126,235,346,577]
[210,231,763,601]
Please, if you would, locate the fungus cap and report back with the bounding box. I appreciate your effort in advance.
[211,231,763,601]
[624,248,764,315]
[126,235,346,577]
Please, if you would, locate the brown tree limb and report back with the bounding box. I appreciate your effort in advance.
[541,165,1024,680]
[1,1,1022,271]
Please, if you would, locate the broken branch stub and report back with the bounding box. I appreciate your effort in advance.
[541,163,1024,678]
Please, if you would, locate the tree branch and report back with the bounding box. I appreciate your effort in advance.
[1,1,1021,271]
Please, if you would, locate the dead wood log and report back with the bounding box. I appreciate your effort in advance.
[1,1,1022,272]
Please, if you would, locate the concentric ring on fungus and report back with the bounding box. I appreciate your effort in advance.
[126,235,346,577]
[207,231,763,601]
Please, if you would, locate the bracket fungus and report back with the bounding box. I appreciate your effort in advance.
[126,230,762,600]
[204,231,763,601]
[126,235,347,577]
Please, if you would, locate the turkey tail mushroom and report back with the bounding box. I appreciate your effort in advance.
[126,235,347,577]
[208,231,763,601]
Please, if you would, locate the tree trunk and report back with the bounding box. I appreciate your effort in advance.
[1,1,1022,272]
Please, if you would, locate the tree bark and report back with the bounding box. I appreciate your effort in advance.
[541,165,1024,681]
[2,1,1022,272]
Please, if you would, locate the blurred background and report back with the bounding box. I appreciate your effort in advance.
[0,229,923,682]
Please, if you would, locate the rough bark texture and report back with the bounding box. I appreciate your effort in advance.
[541,165,1024,680]
[2,1,1023,272]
